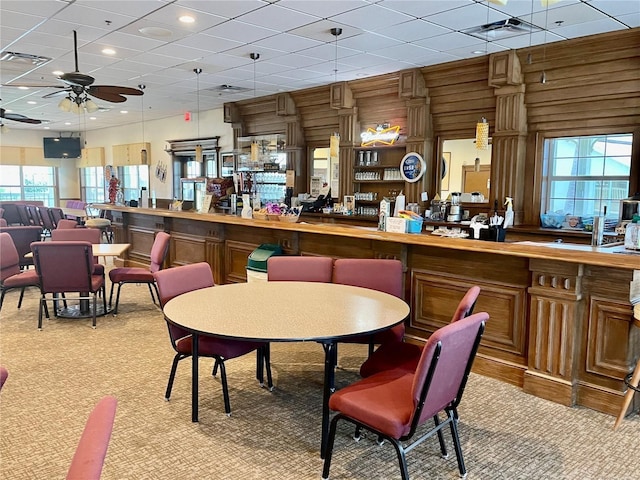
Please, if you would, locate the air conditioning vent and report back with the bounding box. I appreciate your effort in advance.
[0,51,52,66]
[462,18,541,41]
[207,84,251,94]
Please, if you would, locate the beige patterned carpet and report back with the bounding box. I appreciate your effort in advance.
[1,269,639,480]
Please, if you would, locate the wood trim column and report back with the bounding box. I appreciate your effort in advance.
[525,258,583,406]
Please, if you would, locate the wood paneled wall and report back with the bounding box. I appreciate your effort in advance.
[224,28,640,225]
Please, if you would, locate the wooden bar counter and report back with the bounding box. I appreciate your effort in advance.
[100,204,639,418]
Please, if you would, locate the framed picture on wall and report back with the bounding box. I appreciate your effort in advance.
[441,152,451,191]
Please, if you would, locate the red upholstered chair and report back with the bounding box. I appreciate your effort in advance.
[154,262,273,415]
[332,259,405,354]
[37,206,56,238]
[0,225,43,270]
[0,232,40,313]
[0,218,7,227]
[66,396,117,480]
[52,227,105,276]
[32,241,106,329]
[322,312,488,480]
[108,232,171,315]
[56,218,79,229]
[359,286,481,378]
[0,366,7,391]
[16,204,34,226]
[267,255,333,282]
[48,207,65,228]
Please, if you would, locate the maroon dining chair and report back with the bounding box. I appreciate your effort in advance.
[109,231,171,315]
[267,255,333,282]
[31,241,106,329]
[56,218,79,229]
[52,227,105,276]
[0,366,7,391]
[0,225,43,270]
[48,207,65,228]
[322,312,488,480]
[0,232,40,314]
[66,396,117,480]
[332,259,405,355]
[154,262,273,415]
[359,285,481,378]
[37,206,56,238]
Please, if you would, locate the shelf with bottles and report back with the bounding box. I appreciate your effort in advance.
[236,134,286,172]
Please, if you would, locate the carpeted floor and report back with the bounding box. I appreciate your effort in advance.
[1,270,639,480]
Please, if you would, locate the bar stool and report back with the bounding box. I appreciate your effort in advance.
[613,303,640,430]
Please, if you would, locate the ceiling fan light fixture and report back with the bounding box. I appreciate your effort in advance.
[70,101,81,115]
[84,98,99,113]
[58,97,72,112]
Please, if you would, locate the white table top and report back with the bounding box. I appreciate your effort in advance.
[163,281,410,342]
[61,207,88,218]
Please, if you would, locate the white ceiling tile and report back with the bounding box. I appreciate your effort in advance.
[200,19,278,43]
[335,32,404,51]
[427,3,510,30]
[375,19,452,43]
[552,17,631,38]
[142,3,228,32]
[235,4,321,32]
[276,0,370,18]
[251,33,324,53]
[172,34,243,54]
[176,0,271,19]
[374,0,474,18]
[330,4,414,30]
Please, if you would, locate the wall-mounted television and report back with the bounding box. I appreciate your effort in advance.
[43,137,82,159]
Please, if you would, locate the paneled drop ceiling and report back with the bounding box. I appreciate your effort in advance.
[1,0,637,132]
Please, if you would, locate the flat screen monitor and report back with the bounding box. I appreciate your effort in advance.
[43,137,82,159]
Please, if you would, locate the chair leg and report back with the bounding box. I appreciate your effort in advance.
[152,283,161,305]
[38,295,45,330]
[322,414,341,479]
[614,360,640,430]
[91,293,97,329]
[388,437,410,480]
[217,360,232,416]
[101,284,107,315]
[111,283,123,315]
[0,289,5,312]
[212,358,220,377]
[448,409,467,478]
[147,283,156,304]
[165,353,185,400]
[434,414,449,458]
[17,287,26,308]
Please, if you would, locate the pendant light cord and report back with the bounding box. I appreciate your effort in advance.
[330,28,342,82]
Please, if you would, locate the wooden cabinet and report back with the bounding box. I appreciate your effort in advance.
[353,145,406,216]
[78,147,105,167]
[112,142,150,166]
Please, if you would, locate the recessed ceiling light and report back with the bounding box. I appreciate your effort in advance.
[102,48,116,55]
[52,70,64,76]
[5,109,12,113]
[120,110,128,114]
[179,15,195,24]
[18,86,29,90]
[471,50,486,55]
[27,100,37,104]
[89,116,97,120]
[139,26,173,38]
[64,122,71,125]
[44,126,50,129]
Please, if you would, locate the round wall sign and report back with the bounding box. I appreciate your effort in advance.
[399,152,426,183]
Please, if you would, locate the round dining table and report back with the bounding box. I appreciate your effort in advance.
[163,280,410,457]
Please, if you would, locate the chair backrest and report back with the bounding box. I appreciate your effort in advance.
[0,218,7,227]
[0,232,21,281]
[409,312,488,436]
[0,207,4,218]
[451,286,481,323]
[267,256,333,282]
[32,241,96,294]
[0,366,7,391]
[16,204,33,226]
[0,226,43,268]
[154,262,214,344]
[56,219,80,229]
[37,206,56,230]
[26,205,44,228]
[149,232,171,273]
[0,204,20,225]
[66,396,117,480]
[332,258,403,298]
[49,207,65,227]
[52,227,101,244]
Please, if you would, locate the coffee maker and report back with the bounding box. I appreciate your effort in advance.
[447,192,462,222]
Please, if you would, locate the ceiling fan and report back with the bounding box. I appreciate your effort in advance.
[12,30,143,112]
[0,107,42,124]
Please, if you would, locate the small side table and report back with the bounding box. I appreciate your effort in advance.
[614,304,640,430]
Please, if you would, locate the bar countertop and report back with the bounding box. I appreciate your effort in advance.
[97,204,640,270]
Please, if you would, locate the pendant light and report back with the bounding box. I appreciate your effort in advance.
[330,27,342,82]
[249,53,260,163]
[476,117,489,150]
[194,68,203,161]
[139,84,147,164]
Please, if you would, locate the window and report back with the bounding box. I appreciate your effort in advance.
[80,167,106,204]
[0,165,57,206]
[117,165,149,203]
[542,133,632,220]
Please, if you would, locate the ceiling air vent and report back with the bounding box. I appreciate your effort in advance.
[0,51,52,66]
[462,18,541,41]
[207,84,251,94]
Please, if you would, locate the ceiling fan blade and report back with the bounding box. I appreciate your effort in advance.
[1,109,42,124]
[89,85,144,96]
[42,88,72,99]
[87,89,127,103]
[59,71,95,87]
